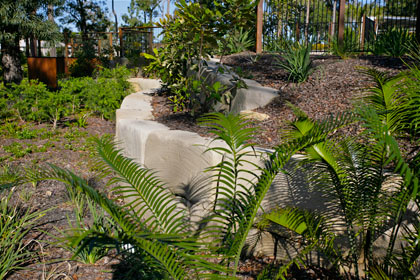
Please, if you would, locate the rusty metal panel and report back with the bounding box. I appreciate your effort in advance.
[27,57,77,88]
[27,57,58,88]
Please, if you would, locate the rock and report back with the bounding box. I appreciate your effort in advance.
[240,110,270,121]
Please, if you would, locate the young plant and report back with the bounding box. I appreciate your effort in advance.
[276,41,315,83]
[223,27,254,54]
[0,189,47,279]
[54,196,118,264]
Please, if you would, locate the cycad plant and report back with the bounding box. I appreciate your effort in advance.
[258,64,420,279]
[32,112,318,279]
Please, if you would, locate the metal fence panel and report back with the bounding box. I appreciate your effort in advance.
[263,0,417,52]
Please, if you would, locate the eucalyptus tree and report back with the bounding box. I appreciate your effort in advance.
[60,0,110,41]
[0,0,60,85]
[123,0,163,25]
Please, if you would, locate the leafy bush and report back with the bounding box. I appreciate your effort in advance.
[3,66,132,126]
[276,41,315,83]
[371,27,414,57]
[143,0,253,115]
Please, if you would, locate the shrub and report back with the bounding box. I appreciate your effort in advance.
[3,66,132,125]
[222,27,254,54]
[143,0,252,114]
[371,27,414,57]
[276,41,315,83]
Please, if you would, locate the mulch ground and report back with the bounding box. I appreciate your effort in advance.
[152,53,406,148]
[3,53,408,280]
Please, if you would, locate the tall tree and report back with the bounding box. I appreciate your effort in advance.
[0,0,60,85]
[123,0,162,26]
[60,0,110,40]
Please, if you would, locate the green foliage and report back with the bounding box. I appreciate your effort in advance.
[276,42,315,83]
[2,66,132,125]
[0,189,47,279]
[54,196,118,264]
[258,63,420,278]
[143,0,255,115]
[3,142,33,158]
[222,28,254,54]
[143,0,219,88]
[371,28,414,57]
[329,29,359,59]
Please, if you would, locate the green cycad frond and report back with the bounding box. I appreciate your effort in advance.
[258,206,339,279]
[93,138,187,234]
[198,113,304,276]
[359,67,405,133]
[33,164,229,279]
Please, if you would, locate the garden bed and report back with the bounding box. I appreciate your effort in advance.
[2,54,413,280]
[152,53,406,148]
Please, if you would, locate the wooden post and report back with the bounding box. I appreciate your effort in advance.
[98,38,101,55]
[119,27,124,57]
[109,33,114,59]
[149,28,154,54]
[337,0,345,47]
[64,32,69,76]
[256,0,263,53]
[360,14,366,51]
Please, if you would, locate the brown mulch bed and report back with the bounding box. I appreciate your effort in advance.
[152,53,406,148]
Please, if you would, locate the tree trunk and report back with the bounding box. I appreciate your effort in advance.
[48,4,57,57]
[1,38,23,86]
[112,0,118,36]
[331,0,337,38]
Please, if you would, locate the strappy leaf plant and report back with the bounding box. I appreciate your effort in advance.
[0,189,48,279]
[276,41,315,83]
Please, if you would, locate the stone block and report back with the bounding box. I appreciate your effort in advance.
[116,119,169,165]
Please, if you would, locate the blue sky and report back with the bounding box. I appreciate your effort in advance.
[105,0,174,25]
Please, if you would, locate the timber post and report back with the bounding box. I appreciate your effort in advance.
[256,0,263,53]
[338,0,346,47]
[64,32,69,76]
[119,27,124,57]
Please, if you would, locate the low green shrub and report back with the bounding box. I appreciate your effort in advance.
[2,66,132,126]
[371,27,414,57]
[276,41,315,83]
[221,27,254,54]
[329,29,359,59]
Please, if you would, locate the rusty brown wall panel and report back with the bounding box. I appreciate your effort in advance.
[27,57,58,88]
